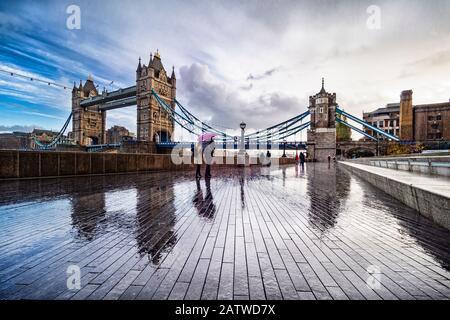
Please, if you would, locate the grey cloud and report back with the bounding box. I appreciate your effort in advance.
[179,63,305,130]
[247,67,280,81]
[240,83,253,91]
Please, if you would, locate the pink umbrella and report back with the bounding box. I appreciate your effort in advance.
[198,132,217,142]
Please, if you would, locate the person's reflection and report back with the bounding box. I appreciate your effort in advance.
[239,174,245,209]
[193,179,204,210]
[193,178,216,219]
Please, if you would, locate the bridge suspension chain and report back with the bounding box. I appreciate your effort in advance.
[33,112,73,149]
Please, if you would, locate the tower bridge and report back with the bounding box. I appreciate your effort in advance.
[34,50,402,161]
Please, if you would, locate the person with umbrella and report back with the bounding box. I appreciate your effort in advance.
[197,132,217,179]
[194,141,203,179]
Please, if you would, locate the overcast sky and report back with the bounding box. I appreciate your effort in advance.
[0,0,449,139]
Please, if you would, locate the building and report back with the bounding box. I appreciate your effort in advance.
[0,132,30,149]
[363,103,400,140]
[136,50,176,143]
[29,129,60,149]
[413,101,450,142]
[363,91,450,142]
[306,78,337,161]
[106,125,134,144]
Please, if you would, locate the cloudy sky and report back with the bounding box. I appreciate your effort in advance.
[0,0,449,139]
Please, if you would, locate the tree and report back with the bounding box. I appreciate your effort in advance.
[336,114,352,141]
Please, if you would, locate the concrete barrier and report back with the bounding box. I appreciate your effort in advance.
[347,155,450,177]
[340,161,450,231]
[0,150,296,180]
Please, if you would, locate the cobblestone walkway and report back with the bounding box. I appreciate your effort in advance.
[0,163,449,300]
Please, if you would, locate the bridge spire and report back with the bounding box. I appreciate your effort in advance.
[136,57,142,73]
[320,77,326,94]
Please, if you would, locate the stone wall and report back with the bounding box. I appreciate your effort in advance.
[340,161,450,231]
[0,150,296,180]
[307,128,336,161]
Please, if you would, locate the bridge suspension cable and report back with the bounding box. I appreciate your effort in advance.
[155,90,312,143]
[32,112,73,149]
[336,107,400,141]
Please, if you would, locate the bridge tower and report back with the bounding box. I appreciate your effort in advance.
[306,78,337,161]
[136,50,176,143]
[71,76,106,146]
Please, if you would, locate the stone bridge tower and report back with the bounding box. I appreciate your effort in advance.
[306,78,337,161]
[136,50,176,143]
[71,76,106,146]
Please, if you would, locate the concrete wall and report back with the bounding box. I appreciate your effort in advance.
[347,155,450,177]
[0,150,296,180]
[340,161,450,231]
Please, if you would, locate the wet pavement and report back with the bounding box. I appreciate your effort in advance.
[0,163,450,300]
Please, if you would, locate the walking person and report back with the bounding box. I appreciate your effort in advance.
[194,141,202,179]
[299,151,305,170]
[266,150,271,167]
[204,138,215,179]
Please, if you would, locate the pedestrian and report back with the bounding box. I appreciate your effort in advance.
[194,141,202,179]
[205,139,215,178]
[299,152,305,170]
[266,150,271,167]
[328,154,331,165]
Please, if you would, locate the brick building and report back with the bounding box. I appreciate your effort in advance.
[106,125,134,144]
[363,104,400,141]
[0,132,30,149]
[363,91,450,143]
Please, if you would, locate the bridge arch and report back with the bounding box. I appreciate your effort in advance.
[344,147,375,159]
[154,130,171,143]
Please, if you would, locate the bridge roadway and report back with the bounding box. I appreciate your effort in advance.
[0,164,450,300]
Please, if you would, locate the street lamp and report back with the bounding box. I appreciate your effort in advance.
[239,122,246,155]
[282,139,287,158]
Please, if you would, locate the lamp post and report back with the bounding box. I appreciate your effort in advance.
[282,139,287,158]
[239,121,246,155]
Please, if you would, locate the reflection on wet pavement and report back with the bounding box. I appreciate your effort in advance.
[0,163,449,300]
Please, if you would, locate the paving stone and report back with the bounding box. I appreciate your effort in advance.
[0,164,449,300]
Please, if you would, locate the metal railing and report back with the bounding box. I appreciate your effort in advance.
[368,158,450,177]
